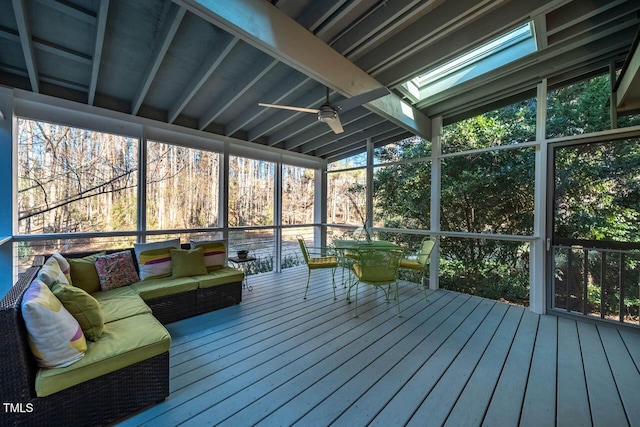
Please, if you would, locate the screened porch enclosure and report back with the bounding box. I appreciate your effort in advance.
[6,79,640,328]
[118,267,640,427]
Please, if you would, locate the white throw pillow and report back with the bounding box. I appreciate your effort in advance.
[37,256,70,288]
[21,279,87,368]
[51,252,72,284]
[134,238,181,280]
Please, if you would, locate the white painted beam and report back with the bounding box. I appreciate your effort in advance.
[533,13,548,50]
[314,0,376,42]
[299,113,383,154]
[314,121,396,157]
[616,35,640,113]
[530,80,548,314]
[302,118,396,157]
[169,36,239,124]
[175,0,431,139]
[88,0,109,105]
[429,116,442,291]
[132,4,186,115]
[356,0,509,79]
[296,0,347,34]
[247,83,326,141]
[0,28,91,65]
[326,129,412,162]
[199,57,279,130]
[33,0,97,25]
[546,0,626,36]
[419,25,636,117]
[12,0,39,92]
[225,73,310,136]
[333,0,446,59]
[283,107,370,150]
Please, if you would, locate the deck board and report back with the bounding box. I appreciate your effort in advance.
[117,266,640,427]
[407,302,509,426]
[520,314,558,427]
[578,321,629,427]
[444,305,524,427]
[556,317,592,427]
[482,308,539,427]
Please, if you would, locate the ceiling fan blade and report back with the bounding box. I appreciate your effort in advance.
[326,116,344,134]
[258,103,319,114]
[333,87,391,112]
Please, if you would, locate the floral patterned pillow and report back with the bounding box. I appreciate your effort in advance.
[94,251,140,291]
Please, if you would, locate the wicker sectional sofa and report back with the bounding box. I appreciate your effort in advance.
[0,244,243,426]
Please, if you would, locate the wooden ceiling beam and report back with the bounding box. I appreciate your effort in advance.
[199,56,279,130]
[247,83,327,141]
[225,73,310,136]
[299,113,385,154]
[314,121,397,157]
[169,35,239,123]
[131,4,186,115]
[12,0,39,93]
[175,0,431,138]
[283,106,371,150]
[88,0,109,105]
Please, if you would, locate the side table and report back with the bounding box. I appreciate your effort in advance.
[228,256,257,291]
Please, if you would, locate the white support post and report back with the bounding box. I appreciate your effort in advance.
[531,79,548,314]
[429,117,442,290]
[137,126,147,243]
[274,161,282,272]
[315,163,327,248]
[0,88,14,294]
[610,61,618,130]
[366,138,374,229]
[221,142,230,242]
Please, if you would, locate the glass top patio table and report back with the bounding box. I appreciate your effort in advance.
[332,239,399,250]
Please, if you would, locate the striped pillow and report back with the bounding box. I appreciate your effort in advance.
[51,252,72,284]
[138,247,174,280]
[37,256,70,288]
[191,240,227,271]
[21,279,87,368]
[134,238,180,280]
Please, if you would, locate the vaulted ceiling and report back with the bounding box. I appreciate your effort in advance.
[1,0,638,162]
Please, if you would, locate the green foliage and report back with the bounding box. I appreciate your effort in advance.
[547,75,611,138]
[554,139,640,242]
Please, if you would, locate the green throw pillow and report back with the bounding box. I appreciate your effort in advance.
[171,247,207,278]
[68,252,106,294]
[52,282,104,341]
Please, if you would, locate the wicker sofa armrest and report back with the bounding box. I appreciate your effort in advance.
[0,266,41,402]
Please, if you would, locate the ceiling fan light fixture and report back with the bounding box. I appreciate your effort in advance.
[318,106,338,123]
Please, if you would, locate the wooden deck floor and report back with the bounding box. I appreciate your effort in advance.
[118,266,640,427]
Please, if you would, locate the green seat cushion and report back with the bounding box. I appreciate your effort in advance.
[130,276,198,300]
[368,241,398,247]
[35,312,170,397]
[308,256,338,269]
[399,259,422,270]
[171,247,207,278]
[68,252,106,294]
[194,266,244,289]
[353,264,397,283]
[52,283,104,341]
[92,286,151,323]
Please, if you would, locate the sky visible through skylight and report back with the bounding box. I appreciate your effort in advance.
[402,22,537,103]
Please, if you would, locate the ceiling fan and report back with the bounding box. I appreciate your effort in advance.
[258,86,390,134]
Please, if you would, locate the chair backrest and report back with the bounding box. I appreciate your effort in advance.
[296,236,310,265]
[352,227,366,241]
[356,247,403,283]
[417,239,436,266]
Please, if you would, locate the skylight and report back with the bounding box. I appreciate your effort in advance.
[402,22,537,103]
